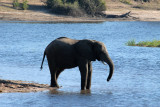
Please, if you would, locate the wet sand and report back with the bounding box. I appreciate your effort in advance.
[0,79,50,93]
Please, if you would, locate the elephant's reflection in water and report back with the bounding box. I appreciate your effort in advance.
[48,88,91,95]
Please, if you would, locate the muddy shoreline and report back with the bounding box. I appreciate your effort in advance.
[0,79,50,93]
[1,11,160,23]
[0,11,135,23]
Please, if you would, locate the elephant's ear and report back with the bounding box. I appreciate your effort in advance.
[75,40,96,61]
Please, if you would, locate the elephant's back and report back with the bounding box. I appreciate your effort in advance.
[56,37,78,45]
[45,37,77,56]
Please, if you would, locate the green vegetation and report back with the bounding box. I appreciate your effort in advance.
[46,0,82,16]
[126,40,160,47]
[22,0,29,10]
[12,0,29,10]
[78,0,106,16]
[45,0,106,16]
[120,0,132,5]
[126,39,136,46]
[13,0,20,9]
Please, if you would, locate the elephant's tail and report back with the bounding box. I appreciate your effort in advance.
[40,51,46,70]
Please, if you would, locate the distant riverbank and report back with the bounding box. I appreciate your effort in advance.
[1,0,160,22]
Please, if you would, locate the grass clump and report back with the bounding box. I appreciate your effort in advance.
[126,39,160,47]
[125,39,136,46]
[137,40,160,47]
[45,0,106,16]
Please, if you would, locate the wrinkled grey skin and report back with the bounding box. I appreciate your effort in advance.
[41,37,114,90]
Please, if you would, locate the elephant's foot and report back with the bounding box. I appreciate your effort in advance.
[50,85,60,88]
[50,84,60,88]
[80,89,91,94]
[81,87,85,90]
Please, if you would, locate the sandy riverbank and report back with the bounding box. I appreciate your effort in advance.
[0,0,160,22]
[0,79,50,93]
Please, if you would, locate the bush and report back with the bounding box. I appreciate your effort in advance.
[46,0,106,16]
[22,0,29,10]
[78,0,106,15]
[48,0,83,16]
[12,0,29,10]
[13,0,20,9]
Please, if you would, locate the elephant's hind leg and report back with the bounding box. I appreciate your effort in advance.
[86,62,92,89]
[56,69,64,81]
[47,55,59,88]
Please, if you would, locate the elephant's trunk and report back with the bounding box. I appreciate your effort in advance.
[100,53,114,82]
[106,58,114,82]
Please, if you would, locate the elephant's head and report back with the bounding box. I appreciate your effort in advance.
[75,40,114,81]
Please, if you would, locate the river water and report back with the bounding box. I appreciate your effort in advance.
[0,21,160,107]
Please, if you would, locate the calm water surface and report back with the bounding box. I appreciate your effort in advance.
[0,21,160,107]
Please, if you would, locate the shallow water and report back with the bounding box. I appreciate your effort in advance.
[0,21,160,107]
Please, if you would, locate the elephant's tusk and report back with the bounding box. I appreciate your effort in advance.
[101,61,107,65]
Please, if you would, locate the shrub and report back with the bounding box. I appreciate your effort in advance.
[13,0,20,9]
[48,0,83,16]
[77,0,106,15]
[45,0,106,16]
[22,0,29,10]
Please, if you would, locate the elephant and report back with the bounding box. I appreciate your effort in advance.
[40,37,114,90]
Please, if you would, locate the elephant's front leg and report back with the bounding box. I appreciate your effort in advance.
[86,61,92,89]
[78,60,88,90]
